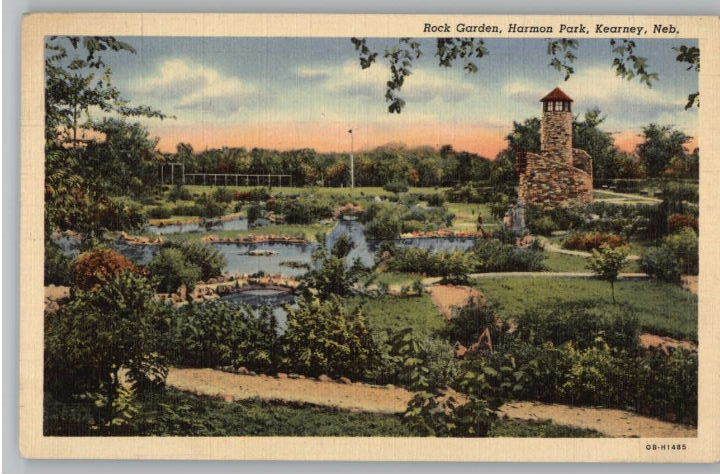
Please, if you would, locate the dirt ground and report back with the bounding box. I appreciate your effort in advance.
[166,367,411,414]
[499,401,697,438]
[426,285,484,319]
[682,275,698,295]
[639,333,697,353]
[166,367,696,437]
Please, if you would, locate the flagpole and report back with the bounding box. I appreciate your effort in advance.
[348,129,355,188]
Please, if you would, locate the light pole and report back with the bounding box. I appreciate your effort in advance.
[347,128,354,188]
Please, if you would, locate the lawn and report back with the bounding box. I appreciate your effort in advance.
[45,388,602,437]
[372,270,424,287]
[347,294,446,338]
[474,277,697,340]
[543,252,589,272]
[445,202,500,232]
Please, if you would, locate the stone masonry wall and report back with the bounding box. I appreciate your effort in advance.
[519,150,593,205]
[540,110,573,164]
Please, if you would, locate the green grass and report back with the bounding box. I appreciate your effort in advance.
[488,418,602,438]
[543,252,590,272]
[373,271,424,287]
[474,277,697,340]
[445,202,500,232]
[46,388,604,437]
[348,294,446,338]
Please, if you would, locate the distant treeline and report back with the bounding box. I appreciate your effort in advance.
[168,142,502,188]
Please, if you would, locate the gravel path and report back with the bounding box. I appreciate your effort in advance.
[426,285,484,319]
[166,367,411,414]
[166,367,696,437]
[499,401,696,438]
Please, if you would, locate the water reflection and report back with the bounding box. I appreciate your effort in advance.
[56,220,479,278]
[221,288,297,331]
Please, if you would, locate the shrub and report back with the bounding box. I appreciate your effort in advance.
[386,247,472,283]
[562,231,626,251]
[44,272,168,428]
[163,241,225,280]
[96,197,148,232]
[404,390,496,437]
[361,201,454,240]
[528,215,557,236]
[443,299,501,347]
[195,194,225,218]
[148,248,202,293]
[663,228,698,275]
[300,246,370,298]
[668,213,698,233]
[471,238,546,272]
[246,203,263,224]
[212,186,235,203]
[525,204,585,235]
[171,202,204,216]
[634,348,697,425]
[558,341,626,407]
[73,247,139,290]
[234,187,271,202]
[425,193,445,207]
[167,185,192,202]
[168,301,279,372]
[383,180,409,194]
[514,300,640,352]
[45,237,73,286]
[641,245,682,283]
[281,297,379,379]
[270,194,334,224]
[148,205,173,219]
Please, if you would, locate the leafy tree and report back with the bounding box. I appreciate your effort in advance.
[45,36,167,147]
[587,245,629,303]
[350,38,697,114]
[636,124,692,178]
[573,109,617,184]
[148,248,202,293]
[162,241,226,281]
[44,271,169,430]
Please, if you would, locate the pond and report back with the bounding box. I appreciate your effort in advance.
[145,217,271,235]
[220,287,297,331]
[56,220,479,278]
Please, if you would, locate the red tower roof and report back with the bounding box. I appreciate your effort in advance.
[540,87,573,102]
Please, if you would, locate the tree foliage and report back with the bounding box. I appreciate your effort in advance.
[351,38,697,114]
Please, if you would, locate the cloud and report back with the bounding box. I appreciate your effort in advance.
[131,58,257,115]
[323,60,477,103]
[296,66,330,82]
[503,66,686,111]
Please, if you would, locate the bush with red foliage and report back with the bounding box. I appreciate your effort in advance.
[73,248,140,290]
[668,213,698,233]
[562,231,626,252]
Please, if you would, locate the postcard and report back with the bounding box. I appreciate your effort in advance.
[19,13,720,461]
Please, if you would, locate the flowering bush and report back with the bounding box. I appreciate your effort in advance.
[563,231,626,251]
[668,213,698,233]
[73,248,139,290]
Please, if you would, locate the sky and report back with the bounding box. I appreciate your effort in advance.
[84,37,698,157]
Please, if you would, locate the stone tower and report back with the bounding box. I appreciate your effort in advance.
[540,87,573,165]
[517,87,593,205]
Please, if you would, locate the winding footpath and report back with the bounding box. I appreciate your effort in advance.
[166,367,696,438]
